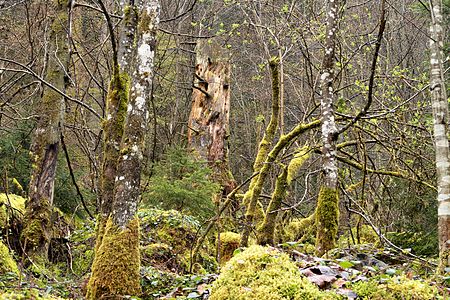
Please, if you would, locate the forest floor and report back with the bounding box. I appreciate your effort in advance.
[1,208,449,299]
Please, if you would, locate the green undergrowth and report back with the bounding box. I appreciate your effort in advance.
[138,208,217,274]
[0,289,64,300]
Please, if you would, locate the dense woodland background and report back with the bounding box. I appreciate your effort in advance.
[0,0,449,299]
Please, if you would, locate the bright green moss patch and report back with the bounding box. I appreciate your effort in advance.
[86,217,141,299]
[219,232,240,264]
[0,193,25,227]
[210,245,341,300]
[0,240,19,276]
[351,276,441,299]
[315,186,339,255]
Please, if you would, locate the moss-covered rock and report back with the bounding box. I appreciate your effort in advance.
[218,232,240,265]
[210,245,341,300]
[0,240,19,276]
[351,276,441,299]
[139,208,217,273]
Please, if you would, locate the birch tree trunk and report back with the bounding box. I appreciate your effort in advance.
[315,0,339,256]
[429,0,450,272]
[21,0,68,261]
[87,1,159,298]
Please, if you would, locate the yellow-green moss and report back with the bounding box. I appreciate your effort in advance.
[351,276,441,299]
[0,240,19,275]
[256,166,288,246]
[0,193,25,227]
[0,289,64,300]
[287,145,310,184]
[283,214,316,243]
[219,232,240,265]
[210,245,341,300]
[315,186,339,256]
[86,217,141,299]
[21,198,52,256]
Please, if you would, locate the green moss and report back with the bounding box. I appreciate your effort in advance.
[21,198,52,256]
[210,245,341,300]
[0,240,19,276]
[219,232,240,265]
[315,186,339,256]
[257,166,288,246]
[351,276,441,299]
[138,208,217,273]
[287,146,310,185]
[86,217,141,299]
[283,214,316,243]
[0,289,63,300]
[0,193,25,228]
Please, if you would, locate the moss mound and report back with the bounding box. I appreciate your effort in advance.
[138,208,217,273]
[0,240,19,276]
[351,276,441,299]
[210,245,340,300]
[219,232,240,265]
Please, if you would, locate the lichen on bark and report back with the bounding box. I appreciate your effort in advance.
[86,217,141,299]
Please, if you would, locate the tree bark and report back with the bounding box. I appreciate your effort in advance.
[429,0,450,272]
[87,1,159,298]
[188,40,235,197]
[21,0,68,261]
[315,0,339,256]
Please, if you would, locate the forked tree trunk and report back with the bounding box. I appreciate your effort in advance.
[87,1,159,299]
[188,41,236,197]
[429,0,450,272]
[315,0,339,256]
[21,0,68,261]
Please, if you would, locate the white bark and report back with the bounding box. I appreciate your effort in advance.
[113,0,160,228]
[429,0,450,261]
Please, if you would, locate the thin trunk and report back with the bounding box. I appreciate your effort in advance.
[429,0,450,272]
[315,0,339,256]
[21,0,68,260]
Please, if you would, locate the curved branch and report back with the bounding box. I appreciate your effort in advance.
[0,57,101,119]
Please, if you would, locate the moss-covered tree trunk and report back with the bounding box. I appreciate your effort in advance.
[188,41,236,198]
[240,58,280,247]
[315,0,339,256]
[21,0,68,261]
[256,166,287,245]
[87,1,160,299]
[429,0,450,272]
